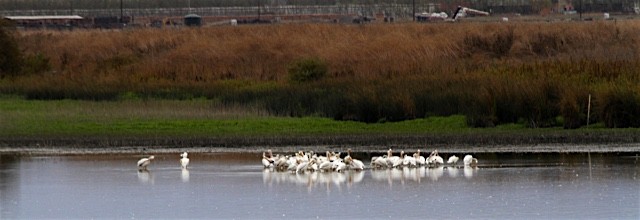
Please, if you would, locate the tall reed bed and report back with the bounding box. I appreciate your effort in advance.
[3,21,640,128]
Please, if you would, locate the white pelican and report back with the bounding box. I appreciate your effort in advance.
[180,152,190,169]
[296,160,309,173]
[391,151,404,168]
[275,155,288,170]
[463,155,478,167]
[447,155,459,165]
[332,159,346,172]
[287,159,299,173]
[137,155,155,170]
[295,151,309,163]
[427,150,444,166]
[308,159,319,172]
[319,159,333,172]
[403,153,417,167]
[262,152,274,168]
[328,151,340,162]
[385,148,399,167]
[433,156,444,165]
[371,155,388,169]
[414,150,426,166]
[346,156,365,171]
[344,149,354,162]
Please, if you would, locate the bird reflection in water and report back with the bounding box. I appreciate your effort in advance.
[447,167,459,178]
[464,166,477,179]
[264,166,479,189]
[181,168,190,183]
[137,169,154,184]
[262,169,364,191]
[426,166,444,181]
[371,166,449,184]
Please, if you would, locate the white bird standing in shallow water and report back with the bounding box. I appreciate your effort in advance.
[137,155,155,170]
[447,155,460,165]
[463,155,478,167]
[427,150,444,166]
[180,152,190,169]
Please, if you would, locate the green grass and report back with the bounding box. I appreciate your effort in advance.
[0,97,634,138]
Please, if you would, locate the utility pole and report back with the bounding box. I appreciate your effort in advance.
[579,0,583,20]
[258,0,261,21]
[120,0,124,24]
[412,0,416,21]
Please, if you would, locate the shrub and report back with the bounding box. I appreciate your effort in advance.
[287,57,327,83]
[22,53,51,75]
[558,87,590,129]
[597,85,640,128]
[0,26,22,77]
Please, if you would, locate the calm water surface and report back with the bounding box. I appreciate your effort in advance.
[0,151,638,219]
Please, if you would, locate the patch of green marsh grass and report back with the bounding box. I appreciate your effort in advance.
[0,98,473,137]
[1,98,634,138]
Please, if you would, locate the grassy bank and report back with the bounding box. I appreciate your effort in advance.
[1,98,639,148]
[0,97,476,137]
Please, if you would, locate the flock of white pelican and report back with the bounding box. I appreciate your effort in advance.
[261,148,479,173]
[135,149,477,172]
[134,149,478,186]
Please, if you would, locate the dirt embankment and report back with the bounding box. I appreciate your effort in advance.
[1,132,639,155]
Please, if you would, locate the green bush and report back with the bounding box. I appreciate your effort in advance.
[287,57,327,83]
[0,26,23,77]
[22,53,51,75]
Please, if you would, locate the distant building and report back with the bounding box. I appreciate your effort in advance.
[3,15,89,29]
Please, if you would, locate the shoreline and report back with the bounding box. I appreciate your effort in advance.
[1,133,639,155]
[1,144,640,156]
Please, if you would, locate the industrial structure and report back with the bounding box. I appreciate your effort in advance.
[1,0,638,28]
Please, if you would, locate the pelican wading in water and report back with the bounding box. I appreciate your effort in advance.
[180,152,190,169]
[463,155,478,167]
[447,155,460,165]
[262,150,275,168]
[427,150,444,166]
[137,155,155,170]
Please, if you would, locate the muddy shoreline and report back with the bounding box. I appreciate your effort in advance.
[1,133,639,155]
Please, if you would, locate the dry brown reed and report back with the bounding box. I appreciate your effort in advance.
[4,20,640,127]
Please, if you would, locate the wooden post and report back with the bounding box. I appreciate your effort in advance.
[587,94,591,127]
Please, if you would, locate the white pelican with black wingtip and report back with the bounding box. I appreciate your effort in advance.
[137,155,155,170]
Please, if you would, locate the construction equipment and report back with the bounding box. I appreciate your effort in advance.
[415,12,449,22]
[452,6,490,20]
[416,6,490,22]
